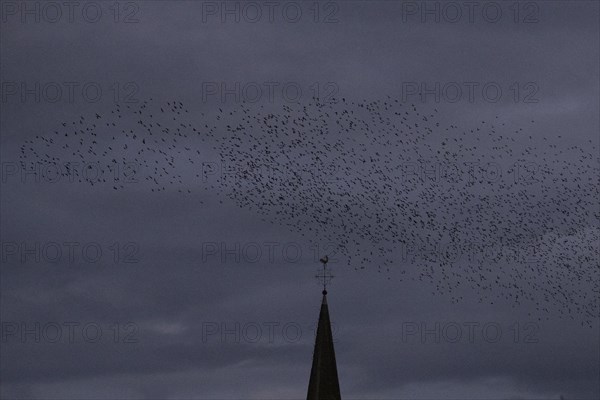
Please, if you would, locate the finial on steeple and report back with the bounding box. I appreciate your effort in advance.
[316,255,334,293]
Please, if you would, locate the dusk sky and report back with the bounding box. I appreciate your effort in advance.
[1,1,599,399]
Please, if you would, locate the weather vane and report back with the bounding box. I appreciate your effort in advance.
[315,255,333,294]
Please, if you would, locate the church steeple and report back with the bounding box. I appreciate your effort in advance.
[307,257,341,400]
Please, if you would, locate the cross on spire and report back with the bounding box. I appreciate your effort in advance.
[316,255,333,294]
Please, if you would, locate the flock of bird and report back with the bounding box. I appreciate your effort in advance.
[19,96,599,326]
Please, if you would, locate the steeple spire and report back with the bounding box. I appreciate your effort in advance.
[307,257,341,400]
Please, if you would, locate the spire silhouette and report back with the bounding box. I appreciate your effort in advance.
[307,257,341,400]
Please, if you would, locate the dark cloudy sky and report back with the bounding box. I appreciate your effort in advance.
[1,1,599,399]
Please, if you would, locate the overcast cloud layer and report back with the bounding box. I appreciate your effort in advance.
[1,1,599,399]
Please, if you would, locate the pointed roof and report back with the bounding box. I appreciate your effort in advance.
[307,290,342,400]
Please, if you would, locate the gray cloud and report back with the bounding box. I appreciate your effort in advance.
[1,1,599,399]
